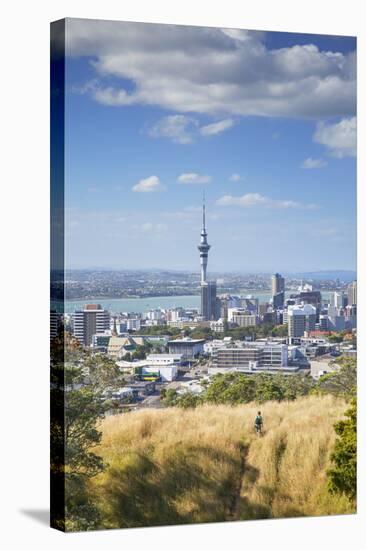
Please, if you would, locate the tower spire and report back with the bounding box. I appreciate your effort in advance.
[197,193,210,284]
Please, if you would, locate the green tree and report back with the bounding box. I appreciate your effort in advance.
[64,369,105,531]
[204,373,256,405]
[176,393,202,409]
[254,374,285,403]
[52,347,125,531]
[327,398,357,504]
[161,388,179,407]
[271,324,288,337]
[281,373,314,400]
[328,334,344,343]
[315,357,356,401]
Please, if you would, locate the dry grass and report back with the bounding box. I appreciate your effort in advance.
[90,395,354,529]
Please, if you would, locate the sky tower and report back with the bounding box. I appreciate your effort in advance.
[197,194,218,321]
[197,193,211,284]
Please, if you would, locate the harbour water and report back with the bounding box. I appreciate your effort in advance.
[61,291,332,314]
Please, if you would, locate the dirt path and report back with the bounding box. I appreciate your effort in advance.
[227,443,248,521]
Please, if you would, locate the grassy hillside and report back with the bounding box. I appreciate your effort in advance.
[90,395,354,529]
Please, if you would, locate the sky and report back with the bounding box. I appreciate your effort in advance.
[63,19,357,273]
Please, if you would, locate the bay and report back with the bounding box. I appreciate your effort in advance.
[60,290,332,314]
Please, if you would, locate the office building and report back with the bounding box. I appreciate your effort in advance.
[201,280,218,321]
[332,291,347,309]
[318,315,329,331]
[288,304,316,338]
[345,305,357,329]
[210,342,288,373]
[347,280,357,306]
[50,310,62,339]
[327,305,346,332]
[229,309,259,327]
[291,289,322,321]
[168,337,205,358]
[73,304,110,346]
[240,296,259,314]
[271,273,285,309]
[126,318,141,331]
[145,309,164,321]
[210,319,225,333]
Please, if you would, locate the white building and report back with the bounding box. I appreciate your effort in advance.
[287,304,316,338]
[332,292,346,309]
[210,318,225,333]
[141,365,178,382]
[209,341,288,374]
[166,309,183,322]
[146,354,183,366]
[204,337,232,355]
[145,309,164,321]
[168,337,205,358]
[126,318,141,331]
[228,308,259,327]
[327,305,346,331]
[117,356,179,382]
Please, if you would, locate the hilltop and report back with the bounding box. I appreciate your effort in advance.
[89,395,354,529]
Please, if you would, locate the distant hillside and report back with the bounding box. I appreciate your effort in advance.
[89,395,354,529]
[291,270,356,281]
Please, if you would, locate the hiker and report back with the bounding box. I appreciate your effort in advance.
[254,411,263,435]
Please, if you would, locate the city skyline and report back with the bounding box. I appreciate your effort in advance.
[64,20,356,272]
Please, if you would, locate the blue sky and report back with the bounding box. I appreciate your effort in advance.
[64,20,356,273]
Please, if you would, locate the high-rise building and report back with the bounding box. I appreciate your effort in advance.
[345,305,357,329]
[197,196,218,320]
[347,280,357,306]
[271,273,285,295]
[332,291,347,309]
[287,304,316,338]
[271,273,285,309]
[50,310,62,339]
[126,318,141,331]
[73,304,110,346]
[201,281,217,321]
[231,312,259,327]
[291,289,322,321]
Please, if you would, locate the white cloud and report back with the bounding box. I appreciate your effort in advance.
[147,115,235,144]
[148,114,198,144]
[229,173,242,181]
[132,175,165,193]
[301,157,327,169]
[67,20,356,119]
[314,116,356,157]
[216,193,317,209]
[140,222,167,233]
[177,173,211,184]
[200,118,235,136]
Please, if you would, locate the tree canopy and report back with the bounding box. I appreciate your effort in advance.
[327,398,357,504]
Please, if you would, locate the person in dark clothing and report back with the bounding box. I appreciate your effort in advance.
[254,411,263,435]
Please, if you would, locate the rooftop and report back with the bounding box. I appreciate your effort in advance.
[168,338,205,344]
